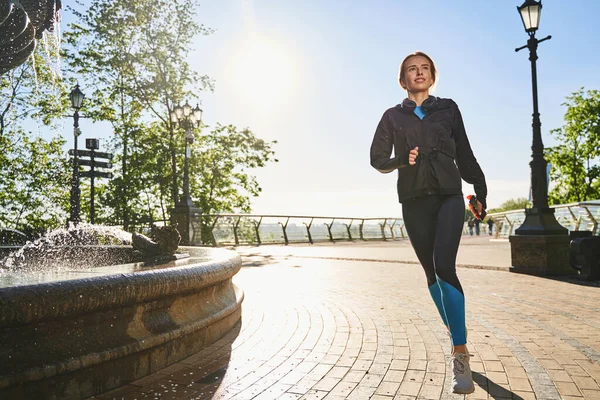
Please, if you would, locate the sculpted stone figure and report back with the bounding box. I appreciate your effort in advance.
[132,224,181,258]
[150,224,181,255]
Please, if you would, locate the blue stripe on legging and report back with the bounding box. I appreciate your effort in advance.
[428,282,449,327]
[437,276,466,346]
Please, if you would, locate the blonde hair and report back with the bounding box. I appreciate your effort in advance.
[398,51,438,91]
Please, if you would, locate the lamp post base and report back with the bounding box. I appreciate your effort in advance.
[509,234,572,276]
[509,207,571,276]
[168,205,202,246]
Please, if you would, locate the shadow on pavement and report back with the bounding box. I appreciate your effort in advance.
[185,320,242,399]
[239,253,291,268]
[473,371,524,400]
[548,275,600,287]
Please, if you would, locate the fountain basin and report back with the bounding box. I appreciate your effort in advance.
[0,246,243,399]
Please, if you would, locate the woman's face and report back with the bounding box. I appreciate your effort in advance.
[401,55,434,93]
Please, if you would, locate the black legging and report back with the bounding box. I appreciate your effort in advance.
[402,194,468,345]
[402,194,465,290]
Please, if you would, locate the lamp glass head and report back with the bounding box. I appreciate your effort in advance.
[174,104,184,119]
[193,104,203,123]
[518,0,542,33]
[69,84,85,110]
[183,101,192,117]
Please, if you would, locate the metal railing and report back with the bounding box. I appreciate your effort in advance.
[203,214,406,246]
[99,200,600,246]
[205,201,600,245]
[8,200,595,247]
[487,201,600,238]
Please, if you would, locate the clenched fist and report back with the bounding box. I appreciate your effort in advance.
[408,147,419,166]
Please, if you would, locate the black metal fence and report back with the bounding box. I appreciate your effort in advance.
[488,201,600,238]
[8,200,597,247]
[202,214,406,246]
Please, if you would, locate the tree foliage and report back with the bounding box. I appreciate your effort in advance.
[0,1,277,238]
[487,198,530,214]
[0,35,71,234]
[62,0,278,240]
[546,88,600,204]
[193,124,278,215]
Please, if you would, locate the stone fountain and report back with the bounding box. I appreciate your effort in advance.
[0,0,61,74]
[1,4,244,398]
[0,224,244,399]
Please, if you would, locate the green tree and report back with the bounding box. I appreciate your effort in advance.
[192,124,278,243]
[0,132,70,232]
[63,0,278,239]
[546,88,600,204]
[64,0,213,229]
[97,121,175,227]
[193,124,278,214]
[487,198,530,214]
[0,36,71,234]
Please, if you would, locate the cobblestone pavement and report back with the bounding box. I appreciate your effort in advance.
[97,237,600,400]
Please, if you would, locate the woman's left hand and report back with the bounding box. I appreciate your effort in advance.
[477,200,483,215]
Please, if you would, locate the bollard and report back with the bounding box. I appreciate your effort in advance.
[570,234,600,281]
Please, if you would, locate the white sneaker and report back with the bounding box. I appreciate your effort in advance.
[451,353,475,394]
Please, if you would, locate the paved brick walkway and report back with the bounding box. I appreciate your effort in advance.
[95,237,600,400]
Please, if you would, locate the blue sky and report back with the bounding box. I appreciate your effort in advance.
[57,0,600,218]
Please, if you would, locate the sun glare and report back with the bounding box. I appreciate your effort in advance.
[229,37,300,111]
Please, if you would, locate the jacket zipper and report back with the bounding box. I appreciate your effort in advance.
[412,112,434,195]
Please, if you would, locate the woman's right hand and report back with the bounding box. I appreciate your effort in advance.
[408,147,419,165]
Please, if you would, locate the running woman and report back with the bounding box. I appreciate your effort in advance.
[370,51,487,395]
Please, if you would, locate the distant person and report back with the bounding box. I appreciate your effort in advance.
[370,51,487,395]
[468,218,475,236]
[487,218,494,236]
[474,218,480,235]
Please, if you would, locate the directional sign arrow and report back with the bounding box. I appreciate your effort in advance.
[77,159,113,169]
[80,171,113,179]
[68,149,114,160]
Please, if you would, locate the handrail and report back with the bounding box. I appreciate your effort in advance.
[201,214,405,247]
[117,200,600,246]
[487,200,600,238]
[489,201,600,216]
[199,213,400,221]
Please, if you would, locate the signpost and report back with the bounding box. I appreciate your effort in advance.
[69,139,113,224]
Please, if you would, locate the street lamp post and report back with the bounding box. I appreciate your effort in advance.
[168,101,203,245]
[68,84,85,227]
[170,101,203,207]
[509,0,570,276]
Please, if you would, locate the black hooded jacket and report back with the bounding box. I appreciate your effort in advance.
[370,96,487,208]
